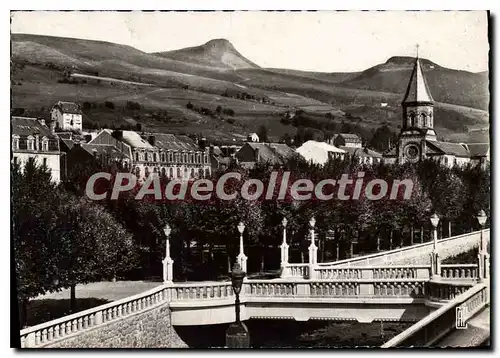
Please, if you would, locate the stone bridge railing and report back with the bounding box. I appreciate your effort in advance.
[20,285,172,348]
[311,229,488,268]
[20,261,480,348]
[381,282,490,348]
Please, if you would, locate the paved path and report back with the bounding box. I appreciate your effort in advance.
[33,281,162,302]
[434,307,490,348]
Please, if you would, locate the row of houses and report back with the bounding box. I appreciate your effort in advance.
[11,112,489,185]
[12,55,491,184]
[10,112,390,185]
[11,115,212,183]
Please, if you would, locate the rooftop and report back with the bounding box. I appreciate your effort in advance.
[53,101,82,115]
[296,140,345,165]
[11,116,55,138]
[80,143,130,159]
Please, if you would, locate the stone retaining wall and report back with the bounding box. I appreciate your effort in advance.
[47,303,187,348]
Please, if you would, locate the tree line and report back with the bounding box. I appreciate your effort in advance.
[13,155,490,326]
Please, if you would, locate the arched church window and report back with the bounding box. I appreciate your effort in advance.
[420,113,426,127]
[409,113,415,127]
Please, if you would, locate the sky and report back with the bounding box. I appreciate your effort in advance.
[10,11,489,73]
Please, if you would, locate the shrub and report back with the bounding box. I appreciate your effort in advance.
[126,101,141,111]
[104,101,115,110]
[186,102,194,110]
[223,108,235,116]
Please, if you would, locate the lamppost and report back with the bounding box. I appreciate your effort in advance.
[280,217,290,278]
[162,224,174,283]
[308,217,318,279]
[237,222,247,273]
[429,213,441,280]
[477,210,488,282]
[225,262,250,348]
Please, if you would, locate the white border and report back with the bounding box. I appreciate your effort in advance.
[2,2,498,357]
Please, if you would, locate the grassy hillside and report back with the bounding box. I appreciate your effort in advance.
[11,34,489,144]
[341,56,489,110]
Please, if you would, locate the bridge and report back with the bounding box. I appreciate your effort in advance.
[19,228,490,348]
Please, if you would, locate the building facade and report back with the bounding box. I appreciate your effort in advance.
[11,116,62,182]
[51,101,83,132]
[89,129,211,180]
[329,133,363,148]
[383,56,489,168]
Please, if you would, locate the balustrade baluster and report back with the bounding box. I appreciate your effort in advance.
[35,331,41,345]
[53,325,59,340]
[65,321,72,335]
[47,327,53,342]
[41,329,47,344]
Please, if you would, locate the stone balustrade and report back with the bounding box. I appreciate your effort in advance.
[285,263,309,279]
[169,281,233,301]
[381,283,489,348]
[318,229,489,268]
[20,285,170,348]
[441,264,478,280]
[309,281,360,296]
[314,265,431,281]
[427,281,475,302]
[373,281,427,298]
[245,281,297,296]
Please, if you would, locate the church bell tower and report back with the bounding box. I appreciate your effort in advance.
[397,46,437,163]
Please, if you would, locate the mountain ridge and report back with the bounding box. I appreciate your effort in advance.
[10,33,489,144]
[153,38,260,70]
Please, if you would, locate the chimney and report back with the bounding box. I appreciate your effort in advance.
[113,130,123,140]
[254,147,260,161]
[148,135,156,146]
[198,137,207,150]
[48,119,56,134]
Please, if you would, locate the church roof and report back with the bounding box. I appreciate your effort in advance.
[402,58,434,104]
[465,143,489,158]
[426,141,470,157]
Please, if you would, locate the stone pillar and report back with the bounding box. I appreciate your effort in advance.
[280,218,290,278]
[430,226,441,281]
[359,268,374,295]
[25,332,36,348]
[163,233,174,283]
[308,218,318,279]
[478,228,489,282]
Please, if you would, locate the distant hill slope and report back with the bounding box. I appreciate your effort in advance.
[341,56,489,110]
[267,68,361,84]
[153,39,260,70]
[11,33,489,144]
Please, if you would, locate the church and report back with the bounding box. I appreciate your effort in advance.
[383,56,489,168]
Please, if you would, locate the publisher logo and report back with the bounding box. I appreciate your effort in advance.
[456,307,468,329]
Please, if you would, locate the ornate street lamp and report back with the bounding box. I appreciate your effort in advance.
[477,210,489,282]
[280,217,290,278]
[225,262,250,348]
[236,222,247,273]
[162,223,174,283]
